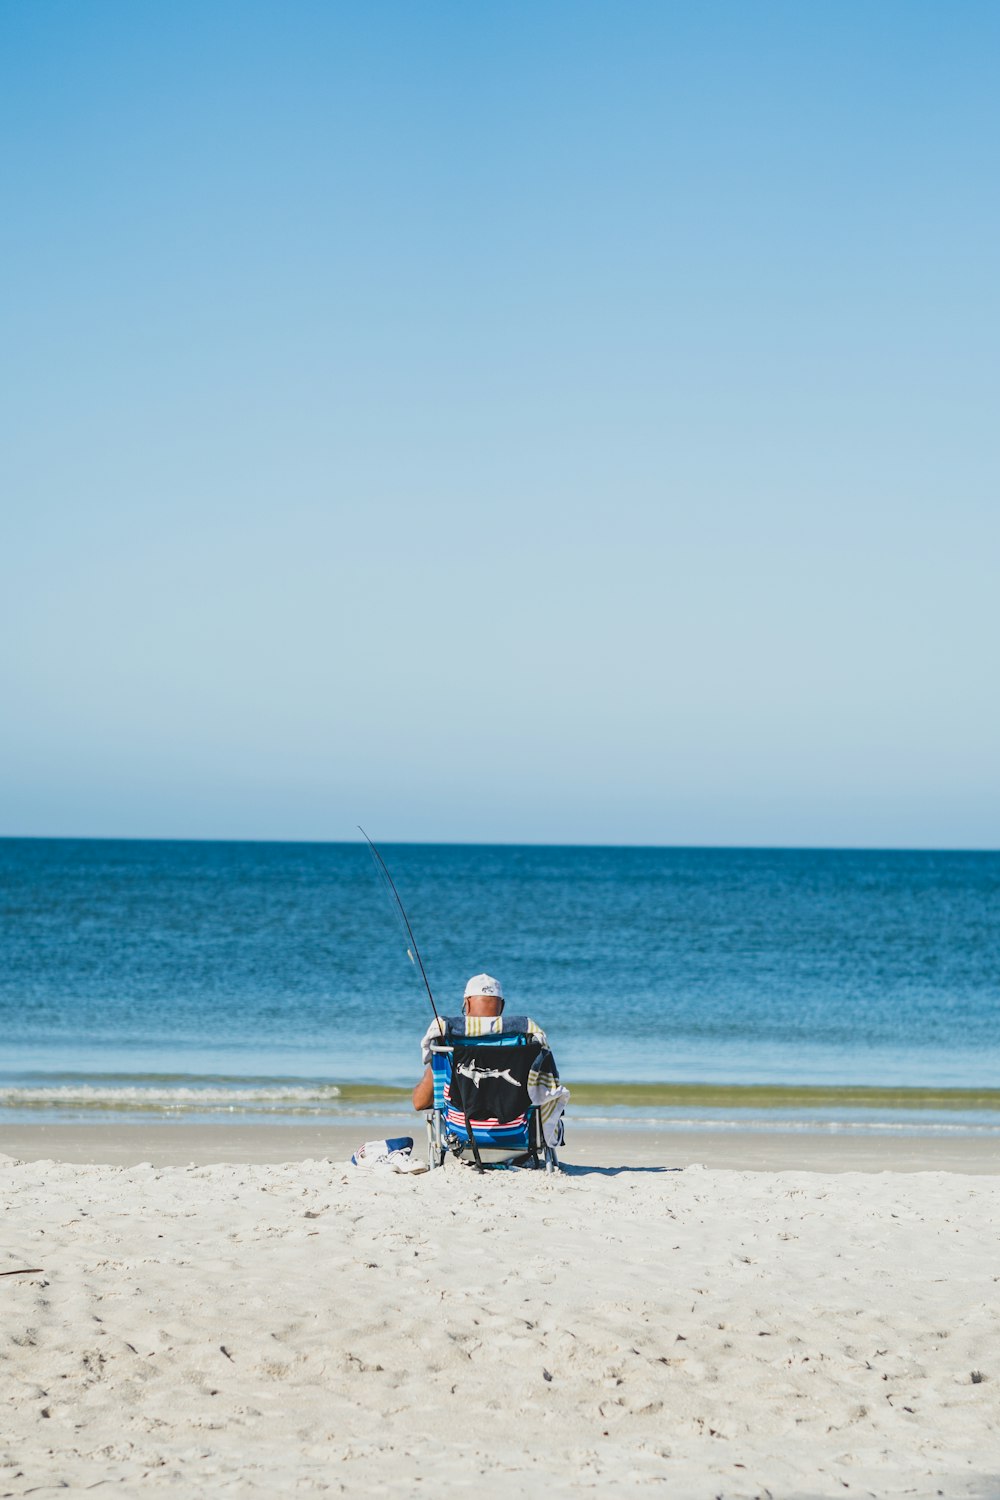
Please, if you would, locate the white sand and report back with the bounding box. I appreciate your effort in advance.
[3,1147,998,1497]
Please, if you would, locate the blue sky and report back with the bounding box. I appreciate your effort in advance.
[2,1,997,846]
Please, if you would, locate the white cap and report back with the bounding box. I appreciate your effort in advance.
[464,972,504,1000]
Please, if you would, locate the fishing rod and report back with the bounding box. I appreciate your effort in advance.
[358,826,441,1027]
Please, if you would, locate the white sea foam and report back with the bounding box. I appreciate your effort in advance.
[0,1083,342,1110]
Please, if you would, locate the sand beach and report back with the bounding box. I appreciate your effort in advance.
[3,1132,998,1498]
[5,0,1000,1489]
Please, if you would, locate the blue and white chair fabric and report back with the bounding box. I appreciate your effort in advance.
[426,1028,562,1173]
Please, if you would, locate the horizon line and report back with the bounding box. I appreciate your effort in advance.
[1,833,998,856]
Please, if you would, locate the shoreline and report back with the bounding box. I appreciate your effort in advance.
[5,1077,1000,1107]
[5,1079,1000,1144]
[4,1121,999,1171]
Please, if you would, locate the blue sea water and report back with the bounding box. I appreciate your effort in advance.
[1,839,998,1133]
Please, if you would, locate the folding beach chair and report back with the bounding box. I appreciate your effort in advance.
[426,1031,561,1173]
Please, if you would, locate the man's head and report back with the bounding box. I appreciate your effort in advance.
[463,972,504,1017]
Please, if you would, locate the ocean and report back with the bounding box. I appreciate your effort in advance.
[1,838,998,1137]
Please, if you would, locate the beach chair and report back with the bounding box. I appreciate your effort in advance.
[426,1031,560,1173]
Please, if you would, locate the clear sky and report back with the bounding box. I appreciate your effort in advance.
[2,1,997,847]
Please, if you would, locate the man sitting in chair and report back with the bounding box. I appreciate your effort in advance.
[411,972,551,1112]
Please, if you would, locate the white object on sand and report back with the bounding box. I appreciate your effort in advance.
[351,1137,429,1174]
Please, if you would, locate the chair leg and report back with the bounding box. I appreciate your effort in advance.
[426,1112,441,1170]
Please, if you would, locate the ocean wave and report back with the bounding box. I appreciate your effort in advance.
[4,1079,998,1135]
[0,1083,344,1111]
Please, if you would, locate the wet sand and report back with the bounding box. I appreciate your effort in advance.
[3,1120,998,1171]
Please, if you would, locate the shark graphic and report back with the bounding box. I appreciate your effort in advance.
[456,1061,519,1089]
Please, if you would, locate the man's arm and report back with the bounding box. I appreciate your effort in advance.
[412,1065,434,1112]
[414,1015,446,1111]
